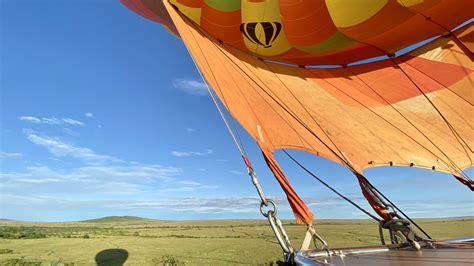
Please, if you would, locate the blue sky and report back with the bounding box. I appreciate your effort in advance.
[1,0,472,222]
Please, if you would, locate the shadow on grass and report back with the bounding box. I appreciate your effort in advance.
[95,249,128,266]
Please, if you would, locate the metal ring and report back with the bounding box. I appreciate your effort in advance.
[260,199,277,217]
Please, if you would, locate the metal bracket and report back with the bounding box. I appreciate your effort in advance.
[301,224,330,255]
[378,215,424,250]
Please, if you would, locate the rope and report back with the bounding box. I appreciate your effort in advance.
[358,175,433,240]
[403,60,473,107]
[199,26,434,238]
[264,61,351,168]
[324,11,471,179]
[179,7,436,240]
[391,58,472,180]
[340,66,469,178]
[305,67,453,171]
[176,13,295,258]
[282,149,381,222]
[206,82,246,157]
[284,148,433,239]
[208,39,359,173]
[183,22,247,158]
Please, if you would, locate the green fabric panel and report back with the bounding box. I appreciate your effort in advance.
[204,0,240,11]
[295,32,354,54]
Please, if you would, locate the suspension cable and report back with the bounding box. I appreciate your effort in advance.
[175,3,436,245]
[282,149,381,222]
[391,58,472,180]
[206,78,295,257]
[206,81,246,157]
[187,17,360,174]
[200,27,433,239]
[340,66,469,177]
[283,149,433,240]
[358,175,432,239]
[177,13,295,258]
[327,14,471,179]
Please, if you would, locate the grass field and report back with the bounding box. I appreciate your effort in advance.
[0,216,472,265]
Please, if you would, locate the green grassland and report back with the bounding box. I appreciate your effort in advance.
[0,216,473,265]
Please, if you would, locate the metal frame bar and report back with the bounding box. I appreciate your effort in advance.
[295,237,474,265]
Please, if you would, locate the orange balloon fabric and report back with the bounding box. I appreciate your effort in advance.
[122,0,474,223]
[122,0,473,65]
[162,3,473,222]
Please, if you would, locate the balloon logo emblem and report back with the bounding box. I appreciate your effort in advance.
[240,22,282,48]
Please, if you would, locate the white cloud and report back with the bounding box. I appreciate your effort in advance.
[61,128,80,137]
[25,130,116,163]
[178,180,201,186]
[70,165,180,183]
[1,160,182,196]
[0,151,24,159]
[0,163,207,197]
[230,170,244,175]
[171,149,213,157]
[172,79,208,96]
[19,116,41,123]
[19,116,85,127]
[62,118,85,126]
[160,180,218,192]
[85,112,94,118]
[18,178,62,184]
[2,180,473,219]
[0,195,279,221]
[0,130,218,199]
[1,166,65,187]
[41,117,62,125]
[185,127,196,132]
[111,197,262,214]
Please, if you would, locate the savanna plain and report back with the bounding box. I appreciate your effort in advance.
[0,216,472,265]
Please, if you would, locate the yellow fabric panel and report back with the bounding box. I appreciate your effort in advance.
[164,1,473,175]
[128,0,472,65]
[165,1,316,224]
[240,0,291,56]
[165,1,474,175]
[165,1,473,221]
[169,0,201,25]
[325,0,388,28]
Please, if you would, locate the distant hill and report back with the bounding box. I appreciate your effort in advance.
[81,216,154,223]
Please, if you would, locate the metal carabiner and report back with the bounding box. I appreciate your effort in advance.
[260,199,277,217]
[267,210,293,256]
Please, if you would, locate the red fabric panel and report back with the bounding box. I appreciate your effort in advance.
[453,175,474,191]
[356,174,391,221]
[261,149,314,225]
[121,0,179,36]
[303,54,471,107]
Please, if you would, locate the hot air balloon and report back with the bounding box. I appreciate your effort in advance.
[121,0,473,264]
